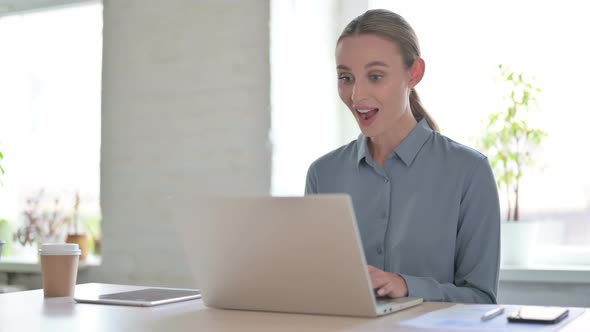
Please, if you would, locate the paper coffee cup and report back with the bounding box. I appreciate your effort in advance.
[39,243,81,298]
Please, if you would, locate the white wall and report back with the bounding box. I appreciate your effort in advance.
[95,0,271,287]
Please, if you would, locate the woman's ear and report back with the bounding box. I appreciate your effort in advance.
[408,58,425,88]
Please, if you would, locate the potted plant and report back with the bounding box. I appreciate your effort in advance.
[478,64,548,266]
[84,214,102,257]
[65,191,90,260]
[13,190,70,253]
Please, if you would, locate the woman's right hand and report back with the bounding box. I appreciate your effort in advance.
[368,265,408,298]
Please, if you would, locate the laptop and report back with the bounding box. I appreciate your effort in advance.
[174,194,423,317]
[74,287,201,307]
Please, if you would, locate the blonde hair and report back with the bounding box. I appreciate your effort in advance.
[337,9,439,132]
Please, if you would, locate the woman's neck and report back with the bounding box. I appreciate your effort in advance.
[368,112,418,167]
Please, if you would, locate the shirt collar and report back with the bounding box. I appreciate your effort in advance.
[356,133,371,168]
[356,118,433,168]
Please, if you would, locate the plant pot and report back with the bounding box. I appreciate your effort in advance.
[66,233,89,260]
[501,222,539,267]
[93,237,101,256]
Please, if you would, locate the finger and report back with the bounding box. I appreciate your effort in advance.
[368,265,386,276]
[377,283,392,297]
[369,275,390,290]
[370,271,388,281]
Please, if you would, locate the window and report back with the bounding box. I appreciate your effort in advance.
[270,0,361,197]
[0,2,102,256]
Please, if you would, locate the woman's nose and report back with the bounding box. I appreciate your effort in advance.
[351,81,368,104]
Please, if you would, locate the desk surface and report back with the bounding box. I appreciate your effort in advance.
[1,283,589,332]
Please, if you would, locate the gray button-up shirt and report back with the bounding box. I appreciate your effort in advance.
[305,119,500,304]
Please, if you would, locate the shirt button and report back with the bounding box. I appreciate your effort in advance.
[384,178,389,183]
[377,246,383,255]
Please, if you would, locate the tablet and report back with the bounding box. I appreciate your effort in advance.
[74,287,201,307]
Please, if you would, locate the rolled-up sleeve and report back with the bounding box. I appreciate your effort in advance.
[400,157,501,303]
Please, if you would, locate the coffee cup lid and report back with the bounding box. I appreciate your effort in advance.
[39,243,81,256]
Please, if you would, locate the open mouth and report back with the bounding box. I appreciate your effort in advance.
[356,108,379,123]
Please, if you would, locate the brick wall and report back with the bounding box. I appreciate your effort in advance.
[95,0,271,287]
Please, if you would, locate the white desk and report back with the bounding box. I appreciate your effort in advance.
[1,283,589,332]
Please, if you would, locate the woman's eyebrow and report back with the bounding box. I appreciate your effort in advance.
[365,61,389,69]
[336,61,389,71]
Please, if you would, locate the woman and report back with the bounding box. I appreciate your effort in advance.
[305,9,501,304]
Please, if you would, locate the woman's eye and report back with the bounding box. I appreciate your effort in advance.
[369,74,383,81]
[338,75,353,83]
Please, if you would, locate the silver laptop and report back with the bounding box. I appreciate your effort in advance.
[74,287,201,306]
[175,194,423,317]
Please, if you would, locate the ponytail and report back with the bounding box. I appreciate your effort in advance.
[410,88,438,132]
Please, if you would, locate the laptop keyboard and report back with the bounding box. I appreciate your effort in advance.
[375,295,396,305]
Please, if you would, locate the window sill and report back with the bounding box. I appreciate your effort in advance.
[500,264,590,284]
[0,255,101,274]
[499,243,590,283]
[3,256,587,284]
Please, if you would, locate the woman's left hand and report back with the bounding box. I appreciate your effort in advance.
[367,265,409,298]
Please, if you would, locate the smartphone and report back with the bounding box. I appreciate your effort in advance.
[508,306,569,324]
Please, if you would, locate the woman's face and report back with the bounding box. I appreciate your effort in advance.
[335,34,422,138]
